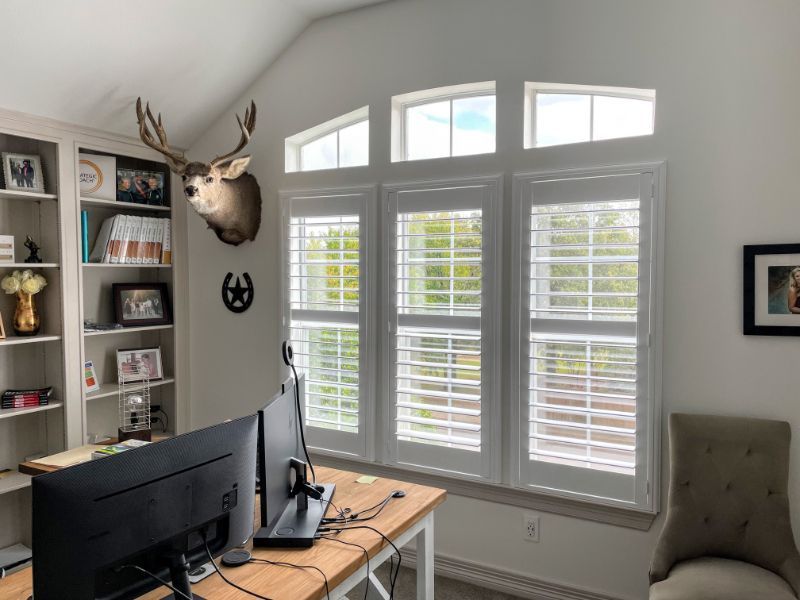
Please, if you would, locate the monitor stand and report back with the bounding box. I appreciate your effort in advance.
[253,483,335,548]
[160,552,206,600]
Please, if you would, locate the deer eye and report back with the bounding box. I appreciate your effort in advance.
[181,175,187,181]
[205,176,214,184]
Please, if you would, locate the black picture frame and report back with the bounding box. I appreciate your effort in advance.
[112,283,172,328]
[743,243,800,336]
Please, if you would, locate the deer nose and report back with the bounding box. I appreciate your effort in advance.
[185,185,199,197]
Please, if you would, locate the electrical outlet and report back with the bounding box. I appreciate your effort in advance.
[523,513,540,542]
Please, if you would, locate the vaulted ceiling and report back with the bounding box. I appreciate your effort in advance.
[0,0,389,148]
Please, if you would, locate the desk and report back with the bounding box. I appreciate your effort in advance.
[0,466,446,599]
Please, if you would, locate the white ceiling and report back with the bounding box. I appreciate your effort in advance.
[0,0,388,148]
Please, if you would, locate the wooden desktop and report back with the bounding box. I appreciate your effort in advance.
[0,466,446,599]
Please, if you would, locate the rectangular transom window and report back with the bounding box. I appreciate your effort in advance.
[391,82,496,162]
[513,165,663,510]
[386,177,500,479]
[285,107,369,173]
[281,187,374,457]
[524,83,655,149]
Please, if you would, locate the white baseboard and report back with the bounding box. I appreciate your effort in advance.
[399,548,626,600]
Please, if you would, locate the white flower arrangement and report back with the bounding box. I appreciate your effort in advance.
[1,270,47,296]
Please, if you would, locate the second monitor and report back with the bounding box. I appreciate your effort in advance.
[253,373,335,548]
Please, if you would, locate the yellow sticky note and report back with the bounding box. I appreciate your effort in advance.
[356,475,378,484]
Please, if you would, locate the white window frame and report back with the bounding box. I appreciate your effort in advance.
[383,175,502,481]
[285,106,369,173]
[524,82,656,149]
[510,163,665,513]
[390,82,496,163]
[279,185,377,459]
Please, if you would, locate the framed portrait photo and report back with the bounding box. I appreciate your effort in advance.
[743,244,800,335]
[116,347,163,382]
[116,168,166,206]
[112,282,172,327]
[2,153,45,194]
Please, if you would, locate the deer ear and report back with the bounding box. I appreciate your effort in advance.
[218,156,251,180]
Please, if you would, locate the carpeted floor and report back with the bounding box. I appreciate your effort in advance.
[347,563,522,600]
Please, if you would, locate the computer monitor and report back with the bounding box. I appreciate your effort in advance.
[253,374,335,548]
[32,415,258,600]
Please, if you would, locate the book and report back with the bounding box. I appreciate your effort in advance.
[83,360,100,393]
[118,215,132,264]
[0,235,13,264]
[91,439,150,460]
[155,219,164,262]
[90,216,115,263]
[161,218,172,264]
[81,210,89,263]
[108,215,123,263]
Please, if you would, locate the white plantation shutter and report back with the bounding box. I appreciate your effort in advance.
[513,166,663,508]
[281,188,374,457]
[386,178,500,479]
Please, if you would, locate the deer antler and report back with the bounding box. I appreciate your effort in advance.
[210,101,257,167]
[135,97,188,172]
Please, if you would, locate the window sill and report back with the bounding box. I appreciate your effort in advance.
[312,452,658,531]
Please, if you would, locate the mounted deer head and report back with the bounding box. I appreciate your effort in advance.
[135,98,262,246]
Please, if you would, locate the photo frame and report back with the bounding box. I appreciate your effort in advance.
[116,347,163,382]
[743,244,800,335]
[112,283,172,327]
[2,153,45,194]
[116,168,166,206]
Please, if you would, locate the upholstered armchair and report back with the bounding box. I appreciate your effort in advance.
[650,413,800,599]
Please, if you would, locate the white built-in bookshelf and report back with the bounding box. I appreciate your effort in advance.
[0,111,188,550]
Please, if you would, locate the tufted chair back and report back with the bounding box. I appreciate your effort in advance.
[650,413,800,595]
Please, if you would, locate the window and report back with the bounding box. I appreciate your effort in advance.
[385,177,500,479]
[512,165,663,510]
[391,82,496,162]
[285,107,369,173]
[524,83,655,148]
[280,187,375,457]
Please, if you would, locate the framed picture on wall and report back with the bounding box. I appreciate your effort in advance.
[743,243,800,335]
[112,282,172,327]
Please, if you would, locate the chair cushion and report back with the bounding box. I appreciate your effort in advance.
[650,557,797,600]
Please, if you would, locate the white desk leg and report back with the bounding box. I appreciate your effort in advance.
[365,572,391,600]
[415,512,434,600]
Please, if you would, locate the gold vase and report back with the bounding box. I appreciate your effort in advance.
[13,291,40,336]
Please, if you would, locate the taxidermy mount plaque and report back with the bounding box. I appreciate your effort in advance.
[222,272,254,313]
[135,98,262,246]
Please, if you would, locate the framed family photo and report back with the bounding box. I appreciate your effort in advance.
[2,153,45,193]
[112,282,172,327]
[116,347,163,382]
[116,168,166,206]
[743,244,800,335]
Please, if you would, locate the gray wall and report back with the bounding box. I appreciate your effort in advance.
[185,1,800,597]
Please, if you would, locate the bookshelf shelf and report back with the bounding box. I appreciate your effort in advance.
[83,324,173,337]
[2,263,59,269]
[0,189,58,202]
[0,471,32,495]
[82,263,172,269]
[0,402,63,421]
[86,377,175,401]
[0,334,62,347]
[80,197,171,212]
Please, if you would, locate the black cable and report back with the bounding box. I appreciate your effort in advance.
[322,494,394,524]
[323,525,401,599]
[249,558,330,600]
[201,537,272,600]
[318,536,370,600]
[289,360,316,484]
[115,564,192,600]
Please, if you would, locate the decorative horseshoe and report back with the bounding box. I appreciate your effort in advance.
[222,272,254,313]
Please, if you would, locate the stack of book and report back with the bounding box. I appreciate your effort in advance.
[88,215,172,264]
[2,386,53,409]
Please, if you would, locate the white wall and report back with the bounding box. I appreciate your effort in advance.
[186,1,800,597]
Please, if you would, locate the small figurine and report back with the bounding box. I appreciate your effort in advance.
[24,236,42,263]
